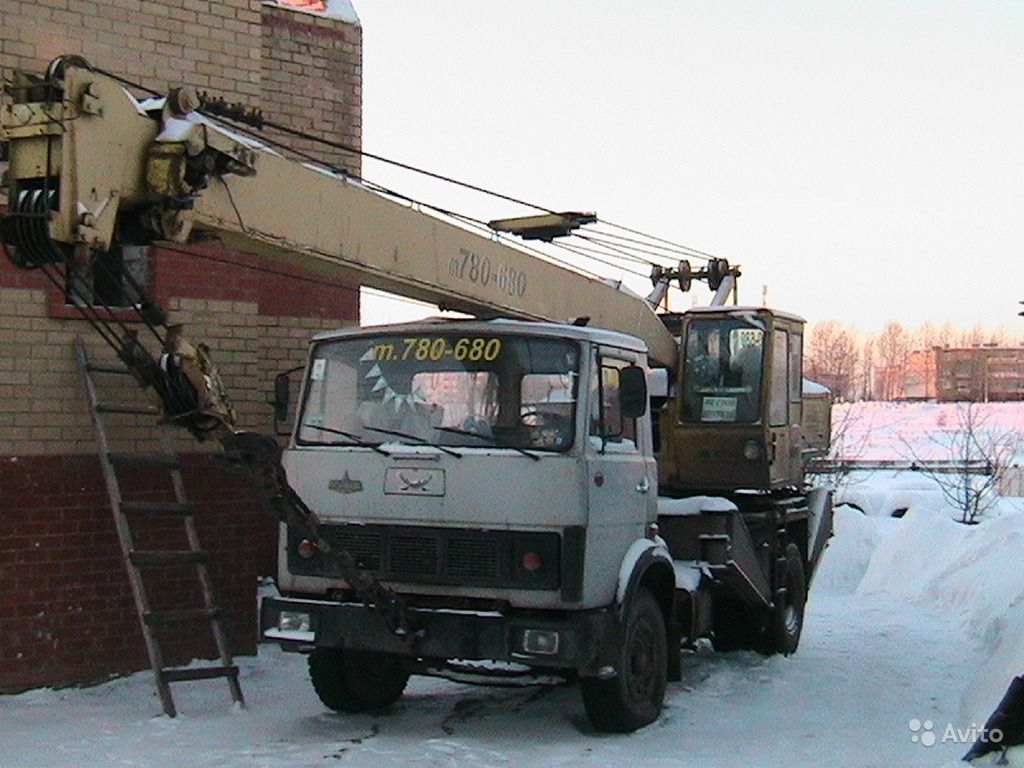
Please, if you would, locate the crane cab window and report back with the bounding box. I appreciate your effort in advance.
[769,331,789,426]
[681,317,765,423]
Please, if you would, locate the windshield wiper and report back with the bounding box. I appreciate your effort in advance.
[363,425,462,459]
[303,425,390,456]
[434,426,541,462]
[434,425,489,440]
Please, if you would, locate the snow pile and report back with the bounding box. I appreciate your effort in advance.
[817,502,1024,749]
[811,504,896,594]
[835,476,941,517]
[858,509,1024,730]
[834,468,1015,520]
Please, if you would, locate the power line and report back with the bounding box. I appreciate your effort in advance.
[595,219,721,262]
[104,58,560,218]
[575,230,704,265]
[90,64,709,293]
[547,240,651,280]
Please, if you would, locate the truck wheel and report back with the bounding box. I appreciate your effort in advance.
[581,589,667,733]
[763,543,806,656]
[308,648,410,712]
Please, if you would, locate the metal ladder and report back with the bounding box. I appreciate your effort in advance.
[74,337,245,717]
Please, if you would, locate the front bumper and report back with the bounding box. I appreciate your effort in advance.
[261,596,617,673]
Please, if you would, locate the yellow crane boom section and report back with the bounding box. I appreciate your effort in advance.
[1,65,679,366]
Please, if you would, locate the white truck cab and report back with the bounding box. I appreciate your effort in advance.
[263,319,675,732]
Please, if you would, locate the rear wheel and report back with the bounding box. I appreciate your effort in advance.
[308,648,410,712]
[581,589,667,733]
[763,543,806,655]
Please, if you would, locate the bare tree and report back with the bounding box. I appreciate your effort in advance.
[875,321,910,400]
[938,322,957,348]
[811,402,872,493]
[806,321,860,402]
[900,403,1021,524]
[915,321,942,351]
[957,325,987,347]
[859,335,876,401]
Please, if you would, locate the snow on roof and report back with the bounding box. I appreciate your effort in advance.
[803,378,831,395]
[264,0,360,25]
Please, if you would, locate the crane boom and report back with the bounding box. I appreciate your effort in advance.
[1,63,679,367]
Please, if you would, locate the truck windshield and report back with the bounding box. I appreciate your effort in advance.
[298,333,580,452]
[681,317,765,423]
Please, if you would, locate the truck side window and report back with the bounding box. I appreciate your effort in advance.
[789,332,803,403]
[590,357,638,449]
[769,331,789,426]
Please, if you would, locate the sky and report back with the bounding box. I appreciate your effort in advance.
[351,1,1024,333]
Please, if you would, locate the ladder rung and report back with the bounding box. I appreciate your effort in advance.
[143,607,222,627]
[86,362,132,375]
[96,403,160,415]
[107,453,181,469]
[161,665,239,684]
[129,550,208,567]
[120,501,195,517]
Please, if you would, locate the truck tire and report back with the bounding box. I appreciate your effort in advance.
[581,589,667,733]
[763,543,806,656]
[308,648,410,712]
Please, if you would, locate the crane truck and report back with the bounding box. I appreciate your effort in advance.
[1,58,833,732]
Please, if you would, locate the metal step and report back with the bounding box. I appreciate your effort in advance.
[96,402,160,416]
[161,665,239,684]
[85,362,132,375]
[129,550,209,567]
[120,501,195,517]
[143,607,222,627]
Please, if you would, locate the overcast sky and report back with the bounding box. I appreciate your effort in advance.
[354,1,1023,333]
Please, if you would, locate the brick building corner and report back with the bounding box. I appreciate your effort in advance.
[0,0,362,691]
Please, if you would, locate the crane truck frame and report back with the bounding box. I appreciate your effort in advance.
[1,58,833,732]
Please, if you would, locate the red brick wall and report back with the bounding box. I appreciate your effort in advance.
[0,0,364,690]
[0,454,276,692]
[0,244,359,692]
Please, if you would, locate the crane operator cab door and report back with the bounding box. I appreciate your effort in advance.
[658,308,806,494]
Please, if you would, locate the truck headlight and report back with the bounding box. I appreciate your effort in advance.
[279,611,311,632]
[743,440,762,461]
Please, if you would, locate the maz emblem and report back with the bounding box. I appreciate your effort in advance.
[398,471,432,490]
[385,467,445,496]
[328,471,363,494]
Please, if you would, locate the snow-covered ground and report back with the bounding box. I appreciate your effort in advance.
[4,494,1022,767]
[832,401,1024,464]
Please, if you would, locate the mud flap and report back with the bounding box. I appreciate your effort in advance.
[806,487,834,583]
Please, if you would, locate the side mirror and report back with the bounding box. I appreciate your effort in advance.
[619,365,648,419]
[272,372,291,423]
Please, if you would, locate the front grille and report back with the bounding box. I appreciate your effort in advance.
[320,527,382,570]
[288,524,559,590]
[390,534,439,577]
[447,537,500,579]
